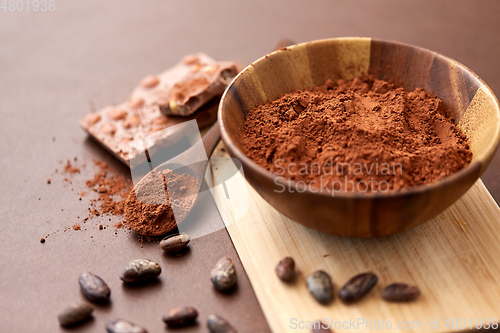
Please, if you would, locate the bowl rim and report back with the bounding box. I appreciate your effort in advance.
[218,37,500,200]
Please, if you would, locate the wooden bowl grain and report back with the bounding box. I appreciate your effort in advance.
[218,38,500,237]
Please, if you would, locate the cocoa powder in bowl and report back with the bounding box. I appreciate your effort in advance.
[242,75,472,193]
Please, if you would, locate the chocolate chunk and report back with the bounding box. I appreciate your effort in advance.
[79,53,236,165]
[81,100,218,165]
[160,57,238,116]
[78,271,111,302]
[57,303,93,327]
[120,259,161,283]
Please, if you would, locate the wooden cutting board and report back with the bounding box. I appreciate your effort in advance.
[209,143,500,333]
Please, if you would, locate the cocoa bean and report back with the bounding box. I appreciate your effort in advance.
[338,272,378,303]
[162,306,198,327]
[79,271,111,302]
[106,318,148,333]
[120,259,161,283]
[381,283,420,302]
[211,257,237,291]
[275,257,295,282]
[207,314,237,333]
[58,303,93,327]
[306,270,334,305]
[159,233,190,253]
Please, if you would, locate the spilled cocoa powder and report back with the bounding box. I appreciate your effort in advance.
[64,161,80,174]
[85,160,131,218]
[242,75,472,192]
[47,157,199,241]
[44,159,132,241]
[124,169,198,236]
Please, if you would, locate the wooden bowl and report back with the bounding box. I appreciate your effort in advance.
[218,38,500,237]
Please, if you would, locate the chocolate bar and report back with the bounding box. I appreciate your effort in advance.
[81,99,218,165]
[127,53,238,116]
[80,53,237,165]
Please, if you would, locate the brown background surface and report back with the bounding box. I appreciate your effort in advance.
[1,1,500,332]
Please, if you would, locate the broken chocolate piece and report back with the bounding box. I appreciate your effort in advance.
[159,60,237,116]
[80,53,236,165]
[127,53,237,116]
[80,99,218,165]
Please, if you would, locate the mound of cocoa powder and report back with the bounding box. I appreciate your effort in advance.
[242,75,472,192]
[124,169,198,236]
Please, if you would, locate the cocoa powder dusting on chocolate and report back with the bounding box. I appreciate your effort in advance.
[242,75,472,192]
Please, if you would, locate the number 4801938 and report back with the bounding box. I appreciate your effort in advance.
[1,0,56,11]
